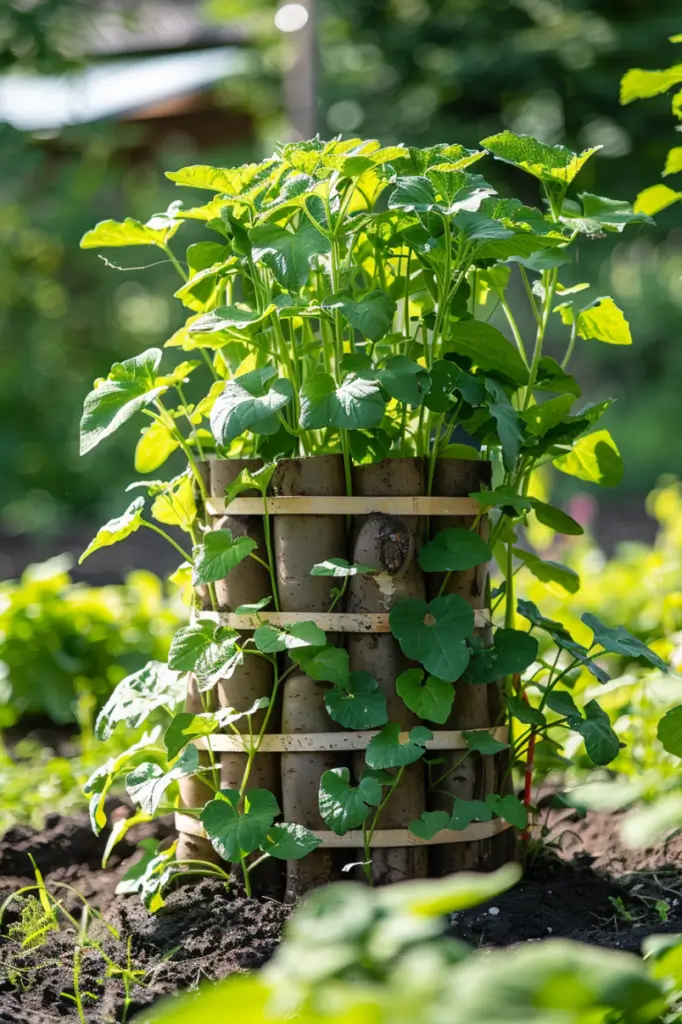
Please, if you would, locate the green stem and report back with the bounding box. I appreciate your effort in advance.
[362,766,406,884]
[261,493,281,612]
[499,296,529,369]
[161,242,188,282]
[140,520,193,562]
[562,319,578,369]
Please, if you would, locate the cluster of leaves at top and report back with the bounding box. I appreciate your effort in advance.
[77,131,665,905]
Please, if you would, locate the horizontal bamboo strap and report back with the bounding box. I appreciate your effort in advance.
[193,726,508,754]
[200,610,491,631]
[175,812,512,847]
[206,496,480,517]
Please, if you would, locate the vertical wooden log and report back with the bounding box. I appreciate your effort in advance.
[272,455,349,901]
[428,458,516,873]
[347,458,428,884]
[210,458,282,896]
[177,459,220,865]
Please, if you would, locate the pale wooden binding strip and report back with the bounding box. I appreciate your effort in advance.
[175,812,512,847]
[206,496,480,517]
[197,610,491,631]
[193,726,508,754]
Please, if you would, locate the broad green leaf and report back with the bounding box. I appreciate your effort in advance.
[560,296,632,346]
[81,216,175,249]
[544,689,581,720]
[445,321,529,386]
[418,528,491,573]
[189,303,276,334]
[325,671,388,729]
[79,497,145,564]
[634,184,682,216]
[408,810,450,840]
[250,221,330,291]
[210,370,294,445]
[379,356,431,405]
[168,620,215,672]
[166,159,277,195]
[664,147,682,176]
[535,355,581,397]
[423,360,460,412]
[114,837,162,895]
[553,429,623,487]
[95,662,183,740]
[126,746,199,815]
[506,694,546,727]
[485,378,524,470]
[466,629,538,684]
[486,793,527,829]
[300,372,386,430]
[453,209,514,242]
[464,730,510,755]
[135,420,179,473]
[468,487,530,513]
[657,706,682,758]
[80,349,166,456]
[516,598,571,639]
[202,788,280,862]
[390,170,496,216]
[296,645,350,688]
[192,529,257,585]
[564,193,653,234]
[234,596,272,615]
[582,613,668,671]
[391,143,484,176]
[164,711,220,759]
[513,548,580,595]
[395,668,454,724]
[151,474,197,533]
[531,499,583,536]
[573,699,621,766]
[390,595,474,682]
[522,395,574,436]
[254,621,326,653]
[365,723,432,769]
[323,291,396,341]
[481,131,600,185]
[193,635,243,692]
[318,767,382,834]
[260,823,322,860]
[555,634,610,684]
[620,65,682,104]
[310,558,374,577]
[449,797,494,830]
[224,461,277,504]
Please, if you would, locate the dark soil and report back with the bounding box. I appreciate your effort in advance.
[1,805,682,1022]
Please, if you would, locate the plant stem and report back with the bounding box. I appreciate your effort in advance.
[161,242,188,282]
[362,766,406,884]
[141,520,193,562]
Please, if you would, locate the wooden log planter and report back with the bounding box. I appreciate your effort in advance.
[175,455,516,900]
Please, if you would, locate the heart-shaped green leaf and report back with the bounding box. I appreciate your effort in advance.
[389,595,474,682]
[202,788,279,862]
[466,629,538,684]
[418,528,491,574]
[365,723,432,769]
[250,220,330,291]
[300,372,386,430]
[450,798,493,830]
[296,645,350,688]
[323,291,396,341]
[445,321,528,386]
[79,497,145,564]
[553,429,623,488]
[379,356,431,406]
[254,621,326,654]
[126,745,199,815]
[481,131,599,185]
[325,671,388,729]
[318,767,382,835]
[95,662,184,740]
[168,620,215,672]
[573,700,621,765]
[80,349,167,456]
[192,529,257,586]
[210,370,294,446]
[486,793,527,829]
[259,822,322,860]
[408,810,450,840]
[395,668,454,724]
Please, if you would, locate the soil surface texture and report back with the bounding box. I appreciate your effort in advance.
[1,804,682,1022]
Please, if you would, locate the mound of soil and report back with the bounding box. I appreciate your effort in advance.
[1,805,682,1022]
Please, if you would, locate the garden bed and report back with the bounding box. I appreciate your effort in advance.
[1,808,682,1023]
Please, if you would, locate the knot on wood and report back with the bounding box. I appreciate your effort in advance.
[357,513,415,576]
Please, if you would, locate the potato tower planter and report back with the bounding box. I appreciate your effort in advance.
[79,134,657,909]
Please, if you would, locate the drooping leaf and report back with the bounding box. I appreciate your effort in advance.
[300,372,386,430]
[365,723,433,770]
[553,429,623,488]
[466,629,539,684]
[395,668,455,724]
[620,65,682,105]
[135,420,179,473]
[389,595,474,682]
[531,499,584,536]
[192,529,257,586]
[573,699,621,766]
[318,767,382,835]
[481,131,600,185]
[166,159,277,194]
[79,498,145,564]
[464,730,510,755]
[210,369,294,445]
[559,296,632,346]
[582,614,668,671]
[168,620,215,672]
[193,634,243,692]
[418,528,491,574]
[80,216,176,249]
[506,694,546,727]
[323,291,396,342]
[202,788,279,862]
[250,220,330,291]
[485,379,524,470]
[126,746,199,815]
[260,823,322,860]
[513,548,580,595]
[95,662,183,740]
[564,193,653,234]
[325,671,388,729]
[446,321,529,386]
[634,184,682,216]
[544,689,581,720]
[80,349,167,456]
[151,474,197,533]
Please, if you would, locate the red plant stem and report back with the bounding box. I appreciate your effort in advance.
[513,673,535,841]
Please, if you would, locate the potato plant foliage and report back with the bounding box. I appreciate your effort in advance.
[77,134,664,904]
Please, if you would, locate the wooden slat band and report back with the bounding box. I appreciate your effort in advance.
[175,812,512,847]
[197,610,491,631]
[192,726,508,754]
[206,496,480,517]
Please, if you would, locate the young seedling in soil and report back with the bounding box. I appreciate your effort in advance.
[76,134,665,899]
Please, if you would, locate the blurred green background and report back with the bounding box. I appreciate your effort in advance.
[1,0,681,582]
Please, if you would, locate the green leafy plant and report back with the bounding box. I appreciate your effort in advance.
[77,134,664,896]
